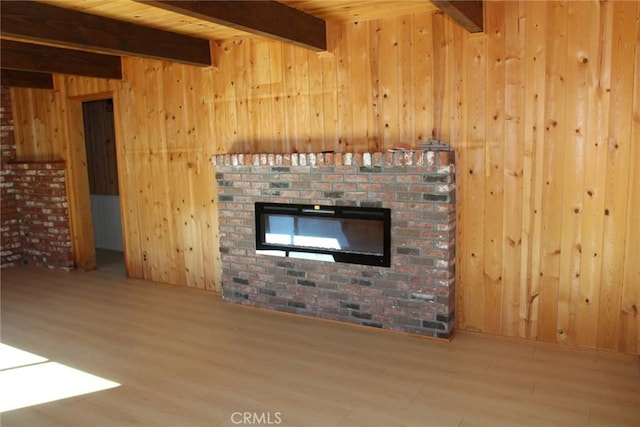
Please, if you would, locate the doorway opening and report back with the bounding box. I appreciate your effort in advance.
[82,99,124,270]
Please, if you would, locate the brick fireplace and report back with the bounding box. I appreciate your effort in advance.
[212,147,456,339]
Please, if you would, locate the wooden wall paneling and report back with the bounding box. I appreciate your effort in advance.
[245,41,260,152]
[176,64,199,288]
[141,62,163,283]
[162,62,186,287]
[269,43,286,149]
[280,43,298,150]
[65,97,97,271]
[194,64,221,292]
[346,21,370,153]
[430,12,447,142]
[411,13,434,143]
[231,40,250,154]
[448,21,465,148]
[12,87,59,159]
[523,1,548,342]
[215,41,239,153]
[293,44,312,153]
[442,18,460,144]
[368,20,382,151]
[397,15,414,145]
[577,1,611,349]
[619,2,640,355]
[482,0,506,335]
[331,23,354,151]
[457,32,487,332]
[536,1,568,343]
[501,1,525,338]
[64,74,112,99]
[121,59,147,279]
[307,48,324,150]
[109,83,135,278]
[596,0,637,352]
[620,3,639,352]
[320,52,338,151]
[556,1,591,346]
[378,16,400,148]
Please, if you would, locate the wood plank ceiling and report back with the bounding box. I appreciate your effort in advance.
[0,0,483,88]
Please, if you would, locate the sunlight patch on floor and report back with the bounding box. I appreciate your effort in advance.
[0,343,120,412]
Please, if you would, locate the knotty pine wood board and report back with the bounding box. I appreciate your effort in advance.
[457,33,487,333]
[537,1,568,344]
[8,2,640,353]
[65,94,98,271]
[308,47,326,151]
[482,0,506,335]
[577,0,612,349]
[116,60,144,280]
[377,16,400,148]
[501,0,525,338]
[331,23,354,151]
[398,15,414,145]
[619,2,640,355]
[345,21,370,153]
[321,53,339,150]
[596,0,637,351]
[556,1,591,347]
[411,13,434,143]
[523,1,548,343]
[431,12,446,142]
[293,45,313,153]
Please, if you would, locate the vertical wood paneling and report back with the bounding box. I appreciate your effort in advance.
[538,1,568,343]
[484,0,506,335]
[9,2,639,353]
[577,1,612,348]
[596,0,637,350]
[502,1,525,338]
[557,1,590,346]
[619,3,640,355]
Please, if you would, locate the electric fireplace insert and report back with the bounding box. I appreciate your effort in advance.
[255,202,391,267]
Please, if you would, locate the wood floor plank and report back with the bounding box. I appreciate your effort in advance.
[1,252,638,426]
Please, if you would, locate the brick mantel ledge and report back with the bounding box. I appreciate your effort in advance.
[211,149,454,169]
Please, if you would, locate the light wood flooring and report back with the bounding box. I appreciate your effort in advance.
[1,250,639,427]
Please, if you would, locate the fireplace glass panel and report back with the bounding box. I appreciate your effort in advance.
[255,203,391,267]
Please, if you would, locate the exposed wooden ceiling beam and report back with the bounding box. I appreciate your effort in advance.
[430,1,483,33]
[142,0,327,52]
[1,1,212,66]
[0,69,54,89]
[1,40,122,80]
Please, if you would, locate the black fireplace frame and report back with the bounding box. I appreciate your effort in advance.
[255,202,391,267]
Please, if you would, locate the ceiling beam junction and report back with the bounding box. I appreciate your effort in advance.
[430,1,484,33]
[1,1,212,67]
[0,69,54,89]
[1,40,122,80]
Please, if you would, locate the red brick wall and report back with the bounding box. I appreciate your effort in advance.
[213,149,456,339]
[5,161,75,271]
[0,87,21,268]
